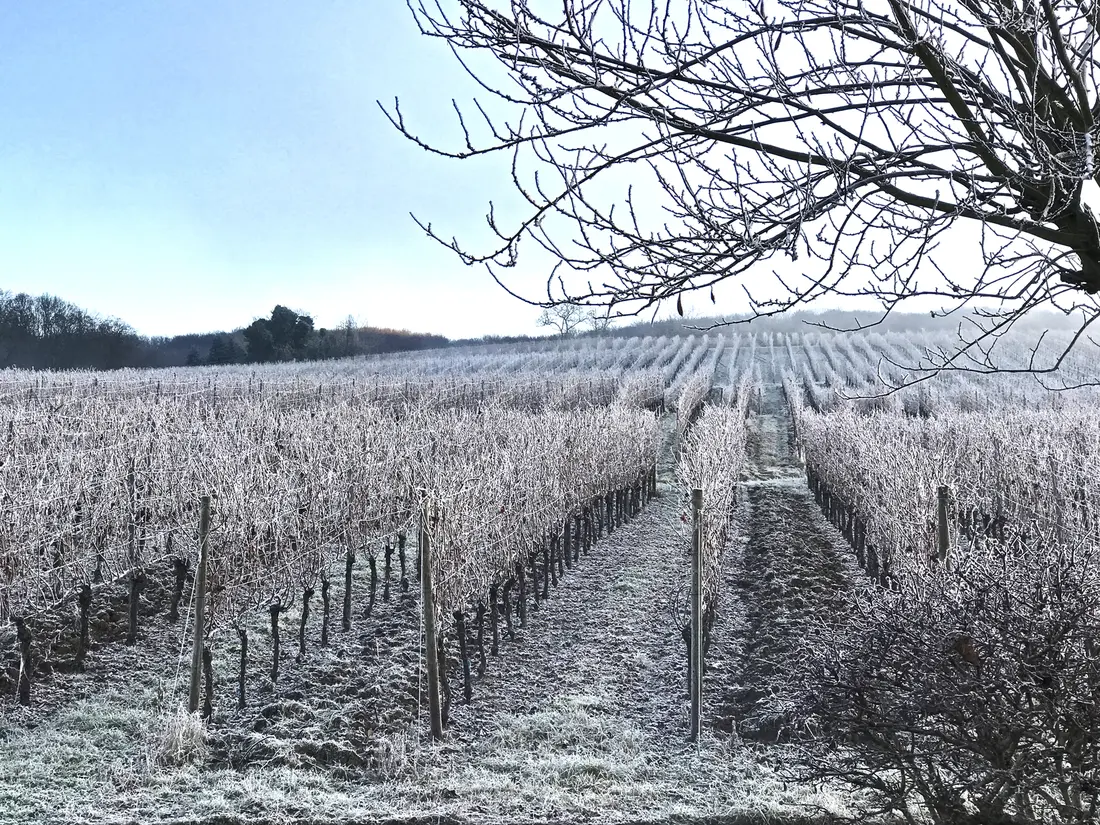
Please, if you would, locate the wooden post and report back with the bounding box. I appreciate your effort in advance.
[189,495,210,715]
[421,502,444,740]
[937,486,950,570]
[690,487,704,741]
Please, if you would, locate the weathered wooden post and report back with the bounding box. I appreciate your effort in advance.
[189,495,210,715]
[937,485,951,570]
[421,500,444,740]
[690,487,704,741]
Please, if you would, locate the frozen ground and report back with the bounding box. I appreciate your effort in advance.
[1,386,859,825]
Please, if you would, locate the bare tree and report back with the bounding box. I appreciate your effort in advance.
[537,304,588,336]
[586,311,614,334]
[389,0,1100,376]
[341,314,359,358]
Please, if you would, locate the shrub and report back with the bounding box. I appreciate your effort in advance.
[780,541,1100,824]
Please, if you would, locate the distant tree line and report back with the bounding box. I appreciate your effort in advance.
[0,292,449,370]
[191,306,449,366]
[7,289,1042,373]
[0,291,148,370]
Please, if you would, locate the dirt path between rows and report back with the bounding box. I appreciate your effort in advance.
[407,413,756,821]
[708,371,855,741]
[406,380,856,821]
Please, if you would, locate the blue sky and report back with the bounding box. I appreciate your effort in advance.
[0,1,554,338]
[0,3,1076,343]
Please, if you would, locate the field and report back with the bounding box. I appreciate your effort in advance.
[2,321,1098,825]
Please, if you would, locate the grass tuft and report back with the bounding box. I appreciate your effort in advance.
[147,703,208,769]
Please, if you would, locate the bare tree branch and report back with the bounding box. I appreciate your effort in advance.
[392,0,1100,376]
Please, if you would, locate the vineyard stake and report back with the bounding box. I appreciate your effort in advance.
[690,487,704,741]
[420,502,444,740]
[188,495,210,715]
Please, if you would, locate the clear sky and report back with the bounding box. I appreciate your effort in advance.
[0,1,573,339]
[0,2,1015,343]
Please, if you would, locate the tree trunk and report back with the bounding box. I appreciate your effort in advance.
[574,512,583,561]
[320,576,331,648]
[15,617,31,707]
[168,558,189,623]
[563,517,572,570]
[298,586,313,660]
[502,579,515,640]
[529,551,541,608]
[490,584,500,656]
[438,632,452,728]
[398,532,409,592]
[126,571,144,646]
[202,644,213,721]
[76,584,92,671]
[342,548,355,631]
[455,611,472,703]
[237,626,248,710]
[516,560,527,627]
[476,602,487,676]
[550,536,559,587]
[383,540,392,603]
[269,600,282,683]
[366,555,377,618]
[867,543,879,582]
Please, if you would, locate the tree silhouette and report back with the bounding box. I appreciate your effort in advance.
[244,306,315,363]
